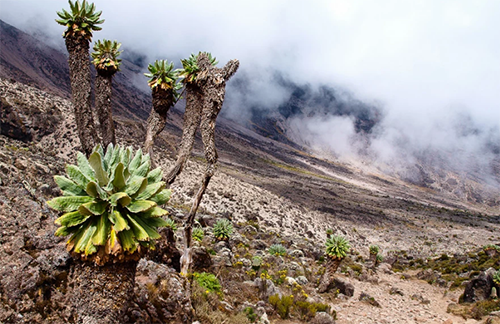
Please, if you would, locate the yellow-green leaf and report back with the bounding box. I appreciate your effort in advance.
[109,192,131,207]
[92,214,110,246]
[55,210,91,227]
[88,151,109,186]
[54,175,86,196]
[47,196,94,212]
[135,182,165,201]
[150,189,171,205]
[78,200,108,215]
[126,200,156,213]
[140,206,168,218]
[109,210,129,232]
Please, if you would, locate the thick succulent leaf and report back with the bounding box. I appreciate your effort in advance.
[78,200,108,216]
[128,149,143,174]
[124,176,147,197]
[145,217,170,227]
[108,145,121,170]
[47,196,94,212]
[77,152,97,182]
[140,206,168,218]
[92,213,111,246]
[54,225,80,237]
[108,229,119,253]
[103,143,114,170]
[118,229,137,253]
[88,151,109,186]
[146,167,162,184]
[131,155,147,177]
[66,164,92,188]
[55,210,91,227]
[120,147,131,166]
[128,214,161,240]
[109,192,131,207]
[126,200,156,213]
[54,175,86,196]
[109,210,129,232]
[73,220,97,255]
[136,182,165,201]
[95,145,104,160]
[150,189,172,205]
[85,181,107,199]
[125,214,150,241]
[112,162,126,190]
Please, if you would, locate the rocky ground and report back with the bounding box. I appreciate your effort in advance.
[1,78,499,323]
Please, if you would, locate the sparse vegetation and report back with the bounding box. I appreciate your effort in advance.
[192,227,204,242]
[268,244,287,256]
[213,218,234,241]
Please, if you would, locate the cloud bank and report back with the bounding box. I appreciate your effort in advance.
[1,0,499,186]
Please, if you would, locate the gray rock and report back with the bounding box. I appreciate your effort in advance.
[310,312,336,324]
[254,278,282,300]
[462,267,496,303]
[332,277,355,297]
[296,275,309,285]
[290,249,305,258]
[359,292,381,307]
[214,240,229,252]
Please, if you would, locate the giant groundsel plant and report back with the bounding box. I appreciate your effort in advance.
[47,144,171,264]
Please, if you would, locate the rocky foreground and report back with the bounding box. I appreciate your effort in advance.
[1,78,499,323]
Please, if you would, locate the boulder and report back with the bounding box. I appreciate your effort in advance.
[332,277,355,297]
[254,278,282,300]
[310,312,336,324]
[462,268,496,303]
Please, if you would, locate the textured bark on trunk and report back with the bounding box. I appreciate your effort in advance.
[165,84,203,185]
[318,257,342,293]
[69,259,137,324]
[65,36,97,156]
[95,72,116,148]
[179,54,239,275]
[143,88,174,164]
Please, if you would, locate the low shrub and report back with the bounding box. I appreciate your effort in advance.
[268,244,287,256]
[193,272,222,296]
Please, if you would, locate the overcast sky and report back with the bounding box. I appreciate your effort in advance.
[1,0,499,180]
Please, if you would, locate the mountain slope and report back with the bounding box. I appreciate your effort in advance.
[0,19,153,120]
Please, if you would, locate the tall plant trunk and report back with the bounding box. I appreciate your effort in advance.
[65,36,97,156]
[143,88,174,165]
[318,257,342,293]
[95,71,116,148]
[165,84,203,185]
[69,259,137,324]
[178,54,239,274]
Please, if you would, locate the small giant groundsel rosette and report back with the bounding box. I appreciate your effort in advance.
[47,144,171,264]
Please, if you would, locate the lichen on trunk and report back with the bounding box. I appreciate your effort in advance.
[143,87,174,164]
[318,256,342,293]
[165,83,203,185]
[94,72,115,148]
[65,35,97,156]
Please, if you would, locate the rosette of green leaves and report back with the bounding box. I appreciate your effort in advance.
[268,244,287,256]
[369,245,379,255]
[325,235,350,260]
[493,269,500,286]
[192,227,204,242]
[91,39,122,73]
[144,60,182,100]
[213,218,233,241]
[47,144,171,258]
[56,0,104,40]
[179,52,218,84]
